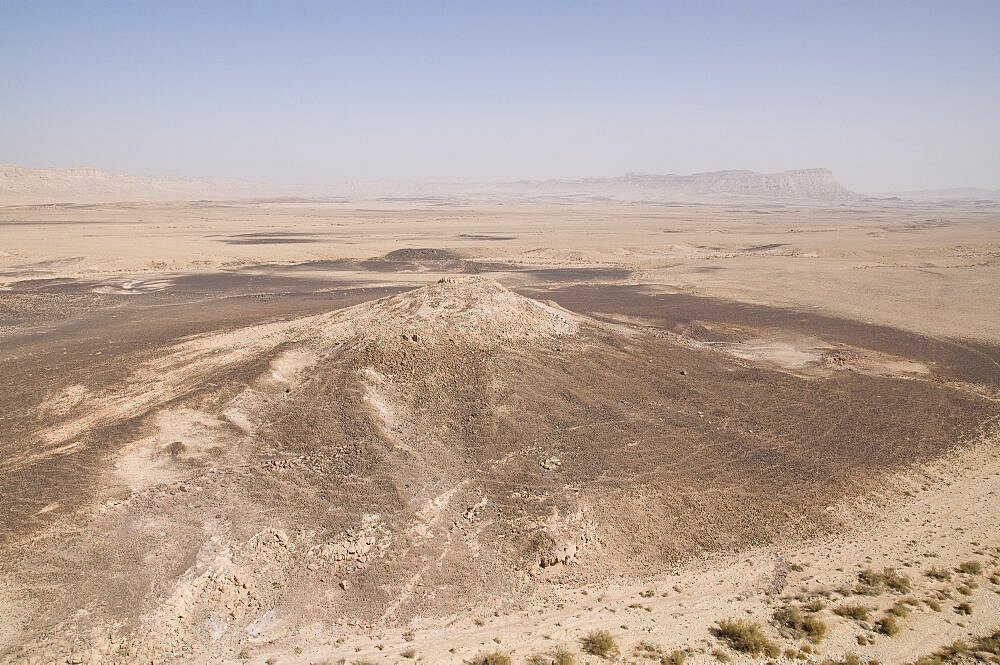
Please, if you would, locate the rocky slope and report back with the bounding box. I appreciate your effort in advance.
[0,277,991,663]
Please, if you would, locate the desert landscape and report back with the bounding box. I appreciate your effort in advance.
[1,165,998,665]
[3,3,999,662]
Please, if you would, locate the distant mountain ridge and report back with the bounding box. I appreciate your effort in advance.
[0,164,271,202]
[878,187,1000,202]
[508,168,857,200]
[0,163,859,204]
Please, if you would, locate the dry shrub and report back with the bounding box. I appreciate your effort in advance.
[712,619,780,657]
[913,630,1000,664]
[528,647,576,665]
[876,615,900,636]
[580,630,618,659]
[834,604,871,621]
[774,606,827,642]
[468,652,512,665]
[925,566,952,581]
[887,602,911,617]
[858,567,911,594]
[820,654,862,665]
[957,560,982,575]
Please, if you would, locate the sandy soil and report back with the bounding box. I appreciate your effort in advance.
[0,198,998,664]
[1,198,997,342]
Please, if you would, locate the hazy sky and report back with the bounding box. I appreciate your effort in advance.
[2,1,998,192]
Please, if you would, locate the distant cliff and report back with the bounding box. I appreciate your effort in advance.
[506,168,859,200]
[0,164,271,203]
[0,164,859,204]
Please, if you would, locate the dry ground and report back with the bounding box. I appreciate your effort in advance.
[0,198,998,664]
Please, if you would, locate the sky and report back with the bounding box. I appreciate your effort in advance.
[1,1,998,192]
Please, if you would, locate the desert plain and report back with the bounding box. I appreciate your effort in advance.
[1,193,999,664]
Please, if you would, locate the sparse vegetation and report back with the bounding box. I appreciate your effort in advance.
[820,654,862,665]
[712,619,780,657]
[956,583,974,596]
[957,560,982,575]
[857,567,911,594]
[634,642,685,664]
[468,652,512,665]
[774,606,827,642]
[552,647,576,665]
[925,566,952,581]
[887,602,911,618]
[660,650,686,665]
[710,648,731,663]
[876,615,900,636]
[401,647,417,659]
[834,604,871,621]
[802,598,825,612]
[528,647,576,665]
[912,630,1000,664]
[580,630,619,659]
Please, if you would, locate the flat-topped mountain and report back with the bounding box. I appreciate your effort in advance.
[0,163,858,204]
[507,168,859,200]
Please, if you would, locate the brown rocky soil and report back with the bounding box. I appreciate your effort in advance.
[1,276,996,663]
